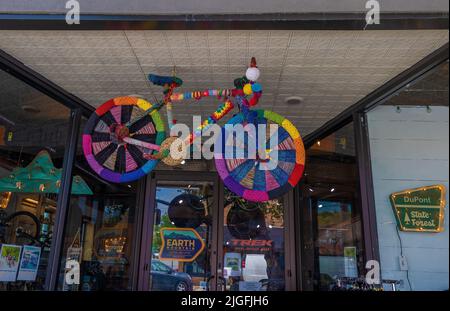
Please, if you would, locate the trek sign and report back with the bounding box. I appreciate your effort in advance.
[390,185,446,232]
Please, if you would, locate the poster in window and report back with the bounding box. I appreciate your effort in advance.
[317,201,352,256]
[17,245,42,281]
[0,244,22,281]
[344,246,358,277]
[224,252,241,277]
[159,228,205,262]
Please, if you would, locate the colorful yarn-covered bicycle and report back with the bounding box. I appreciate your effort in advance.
[83,58,305,202]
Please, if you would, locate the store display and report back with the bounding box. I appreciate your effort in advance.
[331,277,384,291]
[226,204,266,240]
[0,210,41,246]
[0,150,93,195]
[82,58,305,202]
[167,194,206,228]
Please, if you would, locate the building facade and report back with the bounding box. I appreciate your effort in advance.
[0,1,448,291]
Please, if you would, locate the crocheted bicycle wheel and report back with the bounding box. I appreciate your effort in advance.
[215,110,305,202]
[82,96,165,183]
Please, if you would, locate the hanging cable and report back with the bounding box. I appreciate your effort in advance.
[395,226,413,290]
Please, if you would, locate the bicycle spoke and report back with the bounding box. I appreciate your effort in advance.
[123,137,161,151]
[114,145,126,173]
[128,114,154,134]
[94,142,118,164]
[121,105,133,124]
[127,144,149,167]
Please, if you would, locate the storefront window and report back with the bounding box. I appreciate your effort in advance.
[300,122,365,291]
[57,118,139,291]
[0,69,70,290]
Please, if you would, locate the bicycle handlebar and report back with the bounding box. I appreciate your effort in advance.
[169,88,262,107]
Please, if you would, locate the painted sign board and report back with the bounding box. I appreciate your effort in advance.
[390,185,446,232]
[159,228,205,262]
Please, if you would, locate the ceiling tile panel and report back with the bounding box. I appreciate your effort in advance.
[0,29,448,135]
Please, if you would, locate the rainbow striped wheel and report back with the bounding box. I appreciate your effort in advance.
[82,96,165,183]
[214,110,305,202]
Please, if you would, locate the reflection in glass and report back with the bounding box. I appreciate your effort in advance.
[223,189,285,291]
[301,122,365,291]
[57,117,138,291]
[150,181,214,291]
[0,68,70,291]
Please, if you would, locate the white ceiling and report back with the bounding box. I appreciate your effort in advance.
[0,29,448,135]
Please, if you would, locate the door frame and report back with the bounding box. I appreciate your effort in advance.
[137,169,297,291]
[137,170,221,291]
[216,180,297,291]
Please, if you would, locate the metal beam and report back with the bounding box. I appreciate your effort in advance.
[44,108,82,290]
[0,12,448,30]
[304,42,449,147]
[354,112,380,264]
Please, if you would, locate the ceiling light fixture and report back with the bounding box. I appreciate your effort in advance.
[285,96,304,105]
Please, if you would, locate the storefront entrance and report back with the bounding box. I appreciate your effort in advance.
[138,171,296,291]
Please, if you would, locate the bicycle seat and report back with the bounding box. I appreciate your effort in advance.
[148,74,183,87]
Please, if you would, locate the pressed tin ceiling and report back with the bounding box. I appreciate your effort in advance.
[0,29,448,135]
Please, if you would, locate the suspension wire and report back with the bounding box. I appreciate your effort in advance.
[123,31,160,105]
[395,226,413,290]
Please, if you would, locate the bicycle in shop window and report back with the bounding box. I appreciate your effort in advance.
[82,58,306,202]
[0,210,51,248]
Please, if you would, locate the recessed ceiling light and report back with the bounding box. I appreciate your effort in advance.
[285,96,304,105]
[21,105,40,114]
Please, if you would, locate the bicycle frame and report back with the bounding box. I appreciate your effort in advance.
[131,87,262,162]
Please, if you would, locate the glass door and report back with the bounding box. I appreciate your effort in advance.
[218,188,292,291]
[139,171,295,291]
[141,172,220,291]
